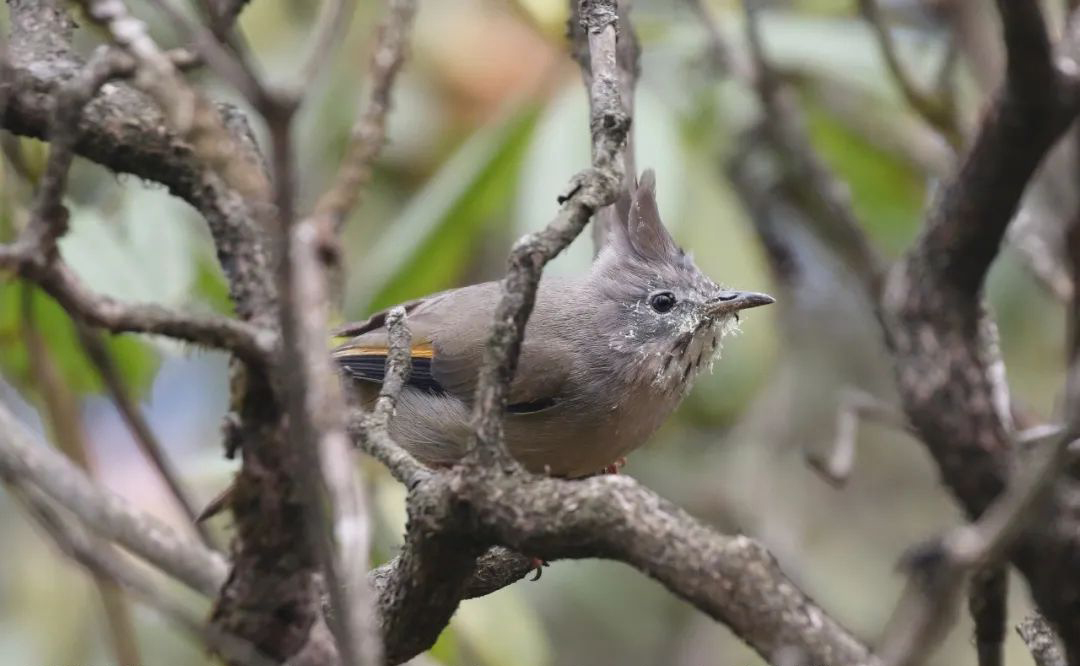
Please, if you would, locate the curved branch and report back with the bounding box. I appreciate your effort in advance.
[879,2,1080,657]
[5,257,275,363]
[2,0,277,323]
[394,469,878,666]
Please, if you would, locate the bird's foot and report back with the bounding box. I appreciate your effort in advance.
[528,556,549,581]
[601,457,627,475]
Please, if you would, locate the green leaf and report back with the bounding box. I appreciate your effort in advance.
[0,284,159,397]
[191,255,235,316]
[802,97,925,254]
[349,104,541,314]
[60,189,198,307]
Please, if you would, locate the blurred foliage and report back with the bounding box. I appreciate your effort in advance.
[359,104,542,312]
[0,284,158,397]
[0,0,1065,665]
[802,99,926,254]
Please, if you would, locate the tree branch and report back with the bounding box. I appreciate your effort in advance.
[740,0,885,299]
[349,307,430,488]
[877,2,1080,653]
[857,0,962,146]
[74,321,218,548]
[1,255,275,363]
[2,0,277,323]
[9,481,276,666]
[1017,614,1067,666]
[311,0,417,233]
[467,0,629,465]
[78,0,270,199]
[0,400,228,596]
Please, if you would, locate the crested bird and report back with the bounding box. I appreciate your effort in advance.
[334,169,773,477]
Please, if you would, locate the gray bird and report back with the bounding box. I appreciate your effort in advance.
[334,170,773,477]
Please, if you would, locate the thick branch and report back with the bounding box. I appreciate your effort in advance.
[2,0,277,323]
[878,2,1080,657]
[906,1,1075,298]
[431,470,877,666]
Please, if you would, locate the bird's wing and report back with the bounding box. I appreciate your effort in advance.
[333,283,573,414]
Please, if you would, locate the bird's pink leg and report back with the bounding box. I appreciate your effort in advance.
[601,456,627,475]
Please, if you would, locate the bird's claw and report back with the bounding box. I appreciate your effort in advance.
[601,457,627,475]
[528,557,549,581]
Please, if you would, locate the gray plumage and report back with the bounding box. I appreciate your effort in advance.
[335,170,773,477]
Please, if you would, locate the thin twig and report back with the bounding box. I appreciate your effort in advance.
[857,0,962,146]
[571,0,641,250]
[350,306,430,487]
[141,0,271,110]
[806,387,913,487]
[74,321,218,549]
[295,0,358,93]
[266,67,380,666]
[312,0,417,233]
[876,417,1078,666]
[467,0,629,466]
[0,254,276,364]
[24,45,128,254]
[740,0,885,299]
[19,288,141,666]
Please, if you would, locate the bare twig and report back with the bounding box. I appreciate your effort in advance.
[570,0,640,250]
[23,45,128,253]
[0,254,275,363]
[269,115,375,666]
[741,0,885,299]
[312,0,418,233]
[74,322,217,549]
[1008,210,1073,302]
[261,25,383,663]
[876,407,1078,666]
[350,307,430,487]
[20,288,141,666]
[1016,614,1067,666]
[295,0,358,93]
[141,0,271,110]
[806,387,913,487]
[467,0,629,465]
[9,482,277,666]
[857,0,962,146]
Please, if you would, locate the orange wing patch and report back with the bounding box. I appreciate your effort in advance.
[333,342,434,359]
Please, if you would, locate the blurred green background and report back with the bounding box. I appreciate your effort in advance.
[0,0,1065,664]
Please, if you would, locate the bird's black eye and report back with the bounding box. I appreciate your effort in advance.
[649,291,677,313]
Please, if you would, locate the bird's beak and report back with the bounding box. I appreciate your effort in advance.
[705,290,775,317]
